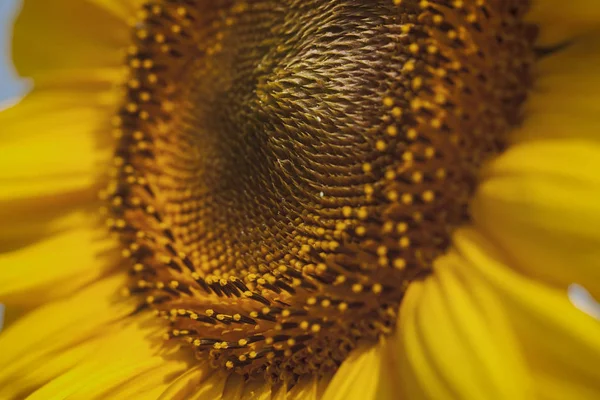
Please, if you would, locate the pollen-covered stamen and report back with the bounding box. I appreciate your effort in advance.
[103,0,536,385]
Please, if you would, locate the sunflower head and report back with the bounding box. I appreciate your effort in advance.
[103,0,536,384]
[2,0,600,398]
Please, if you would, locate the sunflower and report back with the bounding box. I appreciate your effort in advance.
[1,0,600,399]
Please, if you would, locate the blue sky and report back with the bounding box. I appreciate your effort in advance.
[0,0,25,104]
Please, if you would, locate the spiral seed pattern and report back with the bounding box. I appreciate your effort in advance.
[103,0,536,385]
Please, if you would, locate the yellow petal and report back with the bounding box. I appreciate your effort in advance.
[220,373,245,400]
[0,334,105,399]
[473,139,600,298]
[13,0,129,79]
[0,275,133,398]
[452,229,600,399]
[240,379,271,400]
[103,362,192,400]
[528,2,600,45]
[0,128,104,200]
[287,377,320,400]
[514,33,600,143]
[88,0,144,21]
[0,75,121,200]
[0,200,94,254]
[270,385,287,400]
[25,317,187,400]
[396,247,533,400]
[0,71,120,251]
[187,370,228,400]
[0,224,117,306]
[156,365,214,400]
[322,339,398,400]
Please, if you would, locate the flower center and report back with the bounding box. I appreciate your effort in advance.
[105,0,536,384]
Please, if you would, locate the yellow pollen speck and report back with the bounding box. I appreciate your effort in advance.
[394,258,407,270]
[399,237,411,248]
[396,222,408,234]
[422,190,435,202]
[357,208,368,220]
[342,206,353,217]
[372,284,383,294]
[137,30,148,40]
[406,128,418,140]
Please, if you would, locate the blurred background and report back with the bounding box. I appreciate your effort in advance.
[0,0,26,106]
[0,0,23,332]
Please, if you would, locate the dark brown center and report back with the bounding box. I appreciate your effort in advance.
[104,0,536,385]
